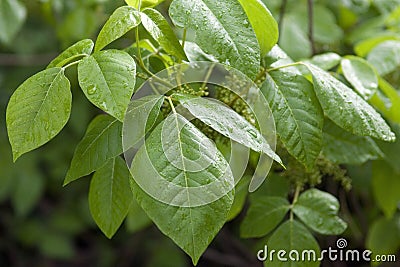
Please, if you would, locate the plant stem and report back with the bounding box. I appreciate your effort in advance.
[62,59,81,70]
[167,96,177,114]
[181,27,187,51]
[290,184,301,220]
[266,62,303,72]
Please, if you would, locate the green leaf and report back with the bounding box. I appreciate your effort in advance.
[140,8,187,61]
[305,63,395,142]
[293,189,347,235]
[169,0,260,79]
[173,93,282,165]
[355,34,400,57]
[6,67,72,161]
[0,0,26,44]
[123,95,164,149]
[47,39,94,69]
[322,120,383,165]
[237,0,278,56]
[366,217,400,256]
[78,50,136,121]
[370,77,400,123]
[227,177,249,221]
[64,115,123,185]
[264,220,320,267]
[125,0,165,9]
[184,41,218,62]
[262,71,323,170]
[341,56,378,100]
[306,52,341,71]
[130,113,234,264]
[372,161,400,218]
[95,6,141,51]
[240,196,289,238]
[367,40,400,76]
[89,157,133,238]
[377,123,400,173]
[125,198,152,233]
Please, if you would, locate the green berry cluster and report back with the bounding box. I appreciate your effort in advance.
[275,142,351,190]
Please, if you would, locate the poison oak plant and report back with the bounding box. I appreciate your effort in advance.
[5,0,400,266]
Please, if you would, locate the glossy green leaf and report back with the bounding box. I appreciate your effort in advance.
[125,0,165,9]
[6,68,71,161]
[264,220,320,267]
[372,161,400,218]
[173,93,282,165]
[78,50,136,121]
[307,52,341,70]
[125,198,151,233]
[89,157,133,238]
[322,120,383,165]
[184,41,218,62]
[237,0,278,56]
[366,217,400,256]
[169,0,260,79]
[305,63,395,142]
[367,40,400,76]
[293,189,347,235]
[0,0,26,44]
[64,115,123,185]
[95,6,141,51]
[141,8,187,61]
[240,196,289,238]
[123,95,164,149]
[130,113,234,264]
[47,39,94,69]
[262,71,323,170]
[341,56,378,99]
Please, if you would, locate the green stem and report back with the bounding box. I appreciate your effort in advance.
[290,184,301,221]
[181,28,188,51]
[266,62,303,72]
[62,59,81,70]
[167,96,177,114]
